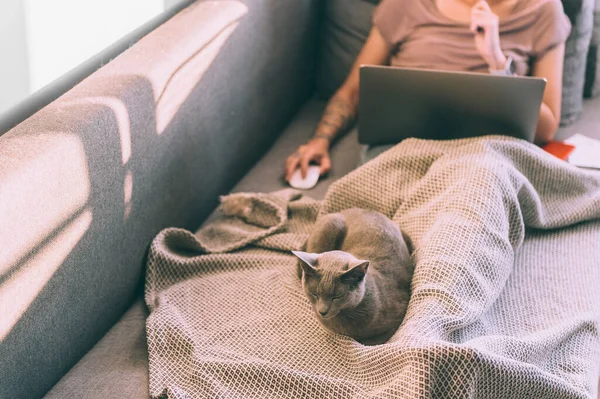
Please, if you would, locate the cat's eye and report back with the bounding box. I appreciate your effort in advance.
[309,292,318,299]
[332,295,342,300]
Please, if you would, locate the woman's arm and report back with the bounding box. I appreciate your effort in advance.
[313,27,392,143]
[285,27,391,181]
[531,44,565,145]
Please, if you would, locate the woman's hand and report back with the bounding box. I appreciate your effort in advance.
[470,1,506,69]
[285,138,332,182]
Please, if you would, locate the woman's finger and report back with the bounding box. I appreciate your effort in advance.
[470,18,478,32]
[470,10,485,25]
[285,152,299,170]
[319,154,332,176]
[285,153,295,167]
[473,0,491,12]
[471,13,495,32]
[471,10,489,18]
[300,152,312,179]
[285,154,301,181]
[471,11,492,23]
[470,16,486,32]
[471,19,493,31]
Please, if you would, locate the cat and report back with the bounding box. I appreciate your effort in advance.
[293,208,414,345]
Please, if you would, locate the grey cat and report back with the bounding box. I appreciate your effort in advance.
[293,208,414,345]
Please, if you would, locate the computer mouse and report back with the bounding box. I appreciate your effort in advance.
[288,165,320,190]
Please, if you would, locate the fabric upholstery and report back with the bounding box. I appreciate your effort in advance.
[561,0,595,125]
[584,0,600,97]
[563,0,585,24]
[42,98,361,399]
[315,0,380,99]
[6,0,596,396]
[43,298,150,399]
[0,1,320,398]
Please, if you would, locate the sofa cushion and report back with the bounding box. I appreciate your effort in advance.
[43,297,149,399]
[315,0,380,99]
[584,0,600,97]
[42,98,361,398]
[561,0,595,125]
[563,0,585,24]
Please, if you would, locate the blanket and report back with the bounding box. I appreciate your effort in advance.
[145,136,600,398]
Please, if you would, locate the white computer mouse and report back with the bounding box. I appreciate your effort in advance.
[288,165,320,190]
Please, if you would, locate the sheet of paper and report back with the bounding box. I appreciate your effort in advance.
[564,133,600,169]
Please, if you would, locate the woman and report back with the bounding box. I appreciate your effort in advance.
[285,0,571,181]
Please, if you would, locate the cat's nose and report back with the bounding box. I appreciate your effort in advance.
[319,310,328,317]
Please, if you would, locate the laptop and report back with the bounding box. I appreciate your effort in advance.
[358,65,546,145]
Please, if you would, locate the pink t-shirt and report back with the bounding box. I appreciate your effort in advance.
[373,0,571,76]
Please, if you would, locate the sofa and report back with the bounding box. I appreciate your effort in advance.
[0,0,596,398]
[584,0,600,97]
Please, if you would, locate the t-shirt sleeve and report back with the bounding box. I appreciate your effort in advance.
[372,0,411,48]
[532,0,572,58]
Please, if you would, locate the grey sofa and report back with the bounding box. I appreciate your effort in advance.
[0,1,595,398]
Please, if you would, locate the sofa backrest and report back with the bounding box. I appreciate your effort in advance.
[0,1,320,398]
[316,0,380,99]
[562,0,595,124]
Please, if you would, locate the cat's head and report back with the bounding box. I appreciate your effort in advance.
[292,250,370,320]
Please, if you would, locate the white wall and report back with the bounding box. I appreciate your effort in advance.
[164,0,188,9]
[0,2,30,115]
[0,0,187,118]
[23,0,164,93]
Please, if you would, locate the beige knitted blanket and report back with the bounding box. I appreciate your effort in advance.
[145,136,600,398]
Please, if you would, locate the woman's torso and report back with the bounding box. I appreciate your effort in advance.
[374,0,570,76]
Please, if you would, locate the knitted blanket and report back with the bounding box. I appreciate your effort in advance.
[145,136,600,398]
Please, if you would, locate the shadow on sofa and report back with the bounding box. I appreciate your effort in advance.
[0,1,325,397]
[1,0,597,398]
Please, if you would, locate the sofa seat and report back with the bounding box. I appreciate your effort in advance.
[38,98,600,399]
[43,98,362,398]
[43,297,150,399]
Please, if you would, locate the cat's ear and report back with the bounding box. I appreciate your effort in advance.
[292,251,318,272]
[341,260,370,285]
